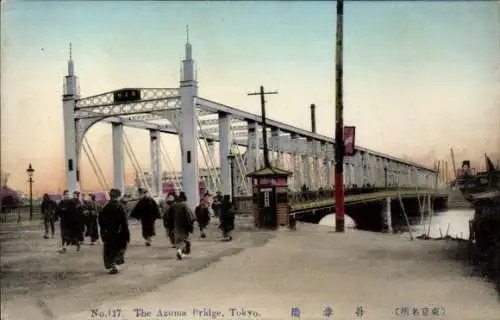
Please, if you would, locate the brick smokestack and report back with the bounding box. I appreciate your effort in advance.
[310,104,316,133]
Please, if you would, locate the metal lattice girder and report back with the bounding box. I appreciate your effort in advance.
[198,119,248,129]
[232,131,248,138]
[126,114,165,121]
[202,124,248,135]
[195,96,436,172]
[198,119,220,127]
[75,88,180,109]
[196,109,215,117]
[75,98,180,119]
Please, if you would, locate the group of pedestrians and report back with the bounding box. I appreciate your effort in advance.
[40,190,101,252]
[39,187,236,274]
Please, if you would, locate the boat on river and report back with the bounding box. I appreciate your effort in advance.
[455,155,500,203]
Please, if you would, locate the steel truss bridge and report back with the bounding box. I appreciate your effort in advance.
[62,39,437,209]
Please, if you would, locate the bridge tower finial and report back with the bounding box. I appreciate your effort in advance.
[184,25,192,60]
[68,42,75,76]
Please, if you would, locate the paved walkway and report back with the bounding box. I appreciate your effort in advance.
[2,220,499,320]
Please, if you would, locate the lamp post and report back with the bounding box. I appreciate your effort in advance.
[26,163,35,221]
[227,153,236,201]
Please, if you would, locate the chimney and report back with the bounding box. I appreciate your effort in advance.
[310,104,316,133]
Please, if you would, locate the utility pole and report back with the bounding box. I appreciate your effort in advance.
[334,0,345,233]
[248,86,278,168]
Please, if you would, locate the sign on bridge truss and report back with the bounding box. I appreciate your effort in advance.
[75,88,180,109]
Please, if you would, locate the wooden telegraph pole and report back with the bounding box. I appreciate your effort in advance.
[334,0,345,233]
[248,86,278,169]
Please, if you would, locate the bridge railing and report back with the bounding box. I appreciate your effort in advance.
[0,205,42,223]
[232,186,433,215]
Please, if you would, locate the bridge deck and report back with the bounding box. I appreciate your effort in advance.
[291,189,448,212]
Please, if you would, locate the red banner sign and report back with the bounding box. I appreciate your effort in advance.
[344,126,356,156]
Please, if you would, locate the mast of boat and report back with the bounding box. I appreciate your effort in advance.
[450,148,457,179]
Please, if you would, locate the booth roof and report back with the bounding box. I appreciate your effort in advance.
[246,166,292,178]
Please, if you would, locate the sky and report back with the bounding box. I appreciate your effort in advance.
[1,1,499,195]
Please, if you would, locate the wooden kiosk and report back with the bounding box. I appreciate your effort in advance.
[247,167,292,229]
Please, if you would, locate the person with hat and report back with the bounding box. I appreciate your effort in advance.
[165,191,196,260]
[130,188,161,246]
[98,188,130,274]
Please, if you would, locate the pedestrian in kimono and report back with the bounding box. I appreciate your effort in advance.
[40,193,57,239]
[130,188,161,246]
[57,190,85,253]
[219,195,235,241]
[98,189,130,274]
[83,194,101,245]
[195,197,211,238]
[166,192,195,260]
[162,193,176,247]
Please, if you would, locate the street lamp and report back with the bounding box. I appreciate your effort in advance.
[227,153,236,201]
[26,163,35,221]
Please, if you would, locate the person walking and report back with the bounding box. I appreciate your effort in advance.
[212,192,223,218]
[73,191,86,244]
[219,195,235,241]
[40,193,57,239]
[162,193,176,247]
[195,197,210,238]
[84,194,101,245]
[130,188,161,246]
[166,192,196,260]
[98,189,130,274]
[57,190,85,253]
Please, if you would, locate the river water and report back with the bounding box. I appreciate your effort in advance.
[403,209,475,240]
[319,209,475,240]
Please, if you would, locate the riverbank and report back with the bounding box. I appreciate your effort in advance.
[61,223,499,320]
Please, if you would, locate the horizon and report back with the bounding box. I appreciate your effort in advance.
[1,1,499,195]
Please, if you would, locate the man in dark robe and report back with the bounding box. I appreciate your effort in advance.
[167,192,195,260]
[57,190,85,253]
[212,192,223,218]
[195,197,210,238]
[130,188,161,246]
[98,188,130,274]
[83,194,101,245]
[162,193,176,247]
[73,191,86,243]
[40,193,57,239]
[219,195,235,241]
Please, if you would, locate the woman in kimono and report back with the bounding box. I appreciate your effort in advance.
[98,188,130,274]
[57,190,85,253]
[167,192,196,260]
[130,188,161,246]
